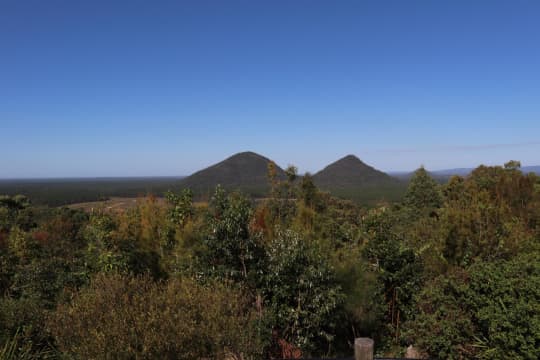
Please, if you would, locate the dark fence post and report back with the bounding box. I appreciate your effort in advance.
[354,337,374,360]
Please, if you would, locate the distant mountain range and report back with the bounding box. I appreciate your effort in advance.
[523,166,540,174]
[179,152,540,203]
[179,152,406,203]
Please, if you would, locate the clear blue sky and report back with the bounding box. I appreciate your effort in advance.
[1,0,539,177]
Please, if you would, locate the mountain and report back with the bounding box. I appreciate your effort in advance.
[522,166,540,175]
[179,151,285,197]
[390,169,457,182]
[313,155,400,189]
[312,155,405,204]
[430,168,473,176]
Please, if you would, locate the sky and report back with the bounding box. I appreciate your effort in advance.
[1,0,539,178]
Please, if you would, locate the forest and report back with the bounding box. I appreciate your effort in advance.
[0,177,185,207]
[0,161,539,359]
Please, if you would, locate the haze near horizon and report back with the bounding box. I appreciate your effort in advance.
[2,0,539,178]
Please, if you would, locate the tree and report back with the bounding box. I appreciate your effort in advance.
[504,160,521,170]
[403,167,442,211]
[0,195,34,232]
[285,165,298,184]
[263,230,343,355]
[439,163,537,266]
[406,254,540,360]
[361,208,424,343]
[300,172,318,209]
[201,186,265,283]
[165,189,193,228]
[267,161,279,198]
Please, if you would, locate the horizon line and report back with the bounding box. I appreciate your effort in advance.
[2,163,539,180]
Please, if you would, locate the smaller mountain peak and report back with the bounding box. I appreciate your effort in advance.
[235,151,259,156]
[231,151,266,157]
[332,154,369,167]
[340,154,362,162]
[313,154,399,190]
[226,151,269,161]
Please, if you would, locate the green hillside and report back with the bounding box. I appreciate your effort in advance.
[179,151,286,198]
[313,155,406,204]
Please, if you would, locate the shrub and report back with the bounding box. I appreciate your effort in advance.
[48,274,262,359]
[263,230,344,355]
[406,254,540,360]
[0,297,52,358]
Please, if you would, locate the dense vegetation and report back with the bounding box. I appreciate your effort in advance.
[0,161,538,359]
[0,177,184,206]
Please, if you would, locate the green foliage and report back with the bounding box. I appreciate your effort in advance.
[1,160,539,359]
[0,178,183,206]
[300,172,318,208]
[362,208,424,341]
[403,167,443,211]
[263,230,344,354]
[201,186,265,283]
[83,204,165,278]
[285,165,298,184]
[406,254,540,359]
[83,211,130,274]
[332,248,386,342]
[438,166,538,266]
[321,184,407,207]
[0,195,34,232]
[504,160,521,170]
[199,186,350,356]
[265,163,299,228]
[48,274,262,360]
[165,188,193,227]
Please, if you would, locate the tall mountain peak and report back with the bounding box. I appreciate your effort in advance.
[179,151,285,197]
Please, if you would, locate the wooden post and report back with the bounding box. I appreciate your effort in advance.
[355,338,374,360]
